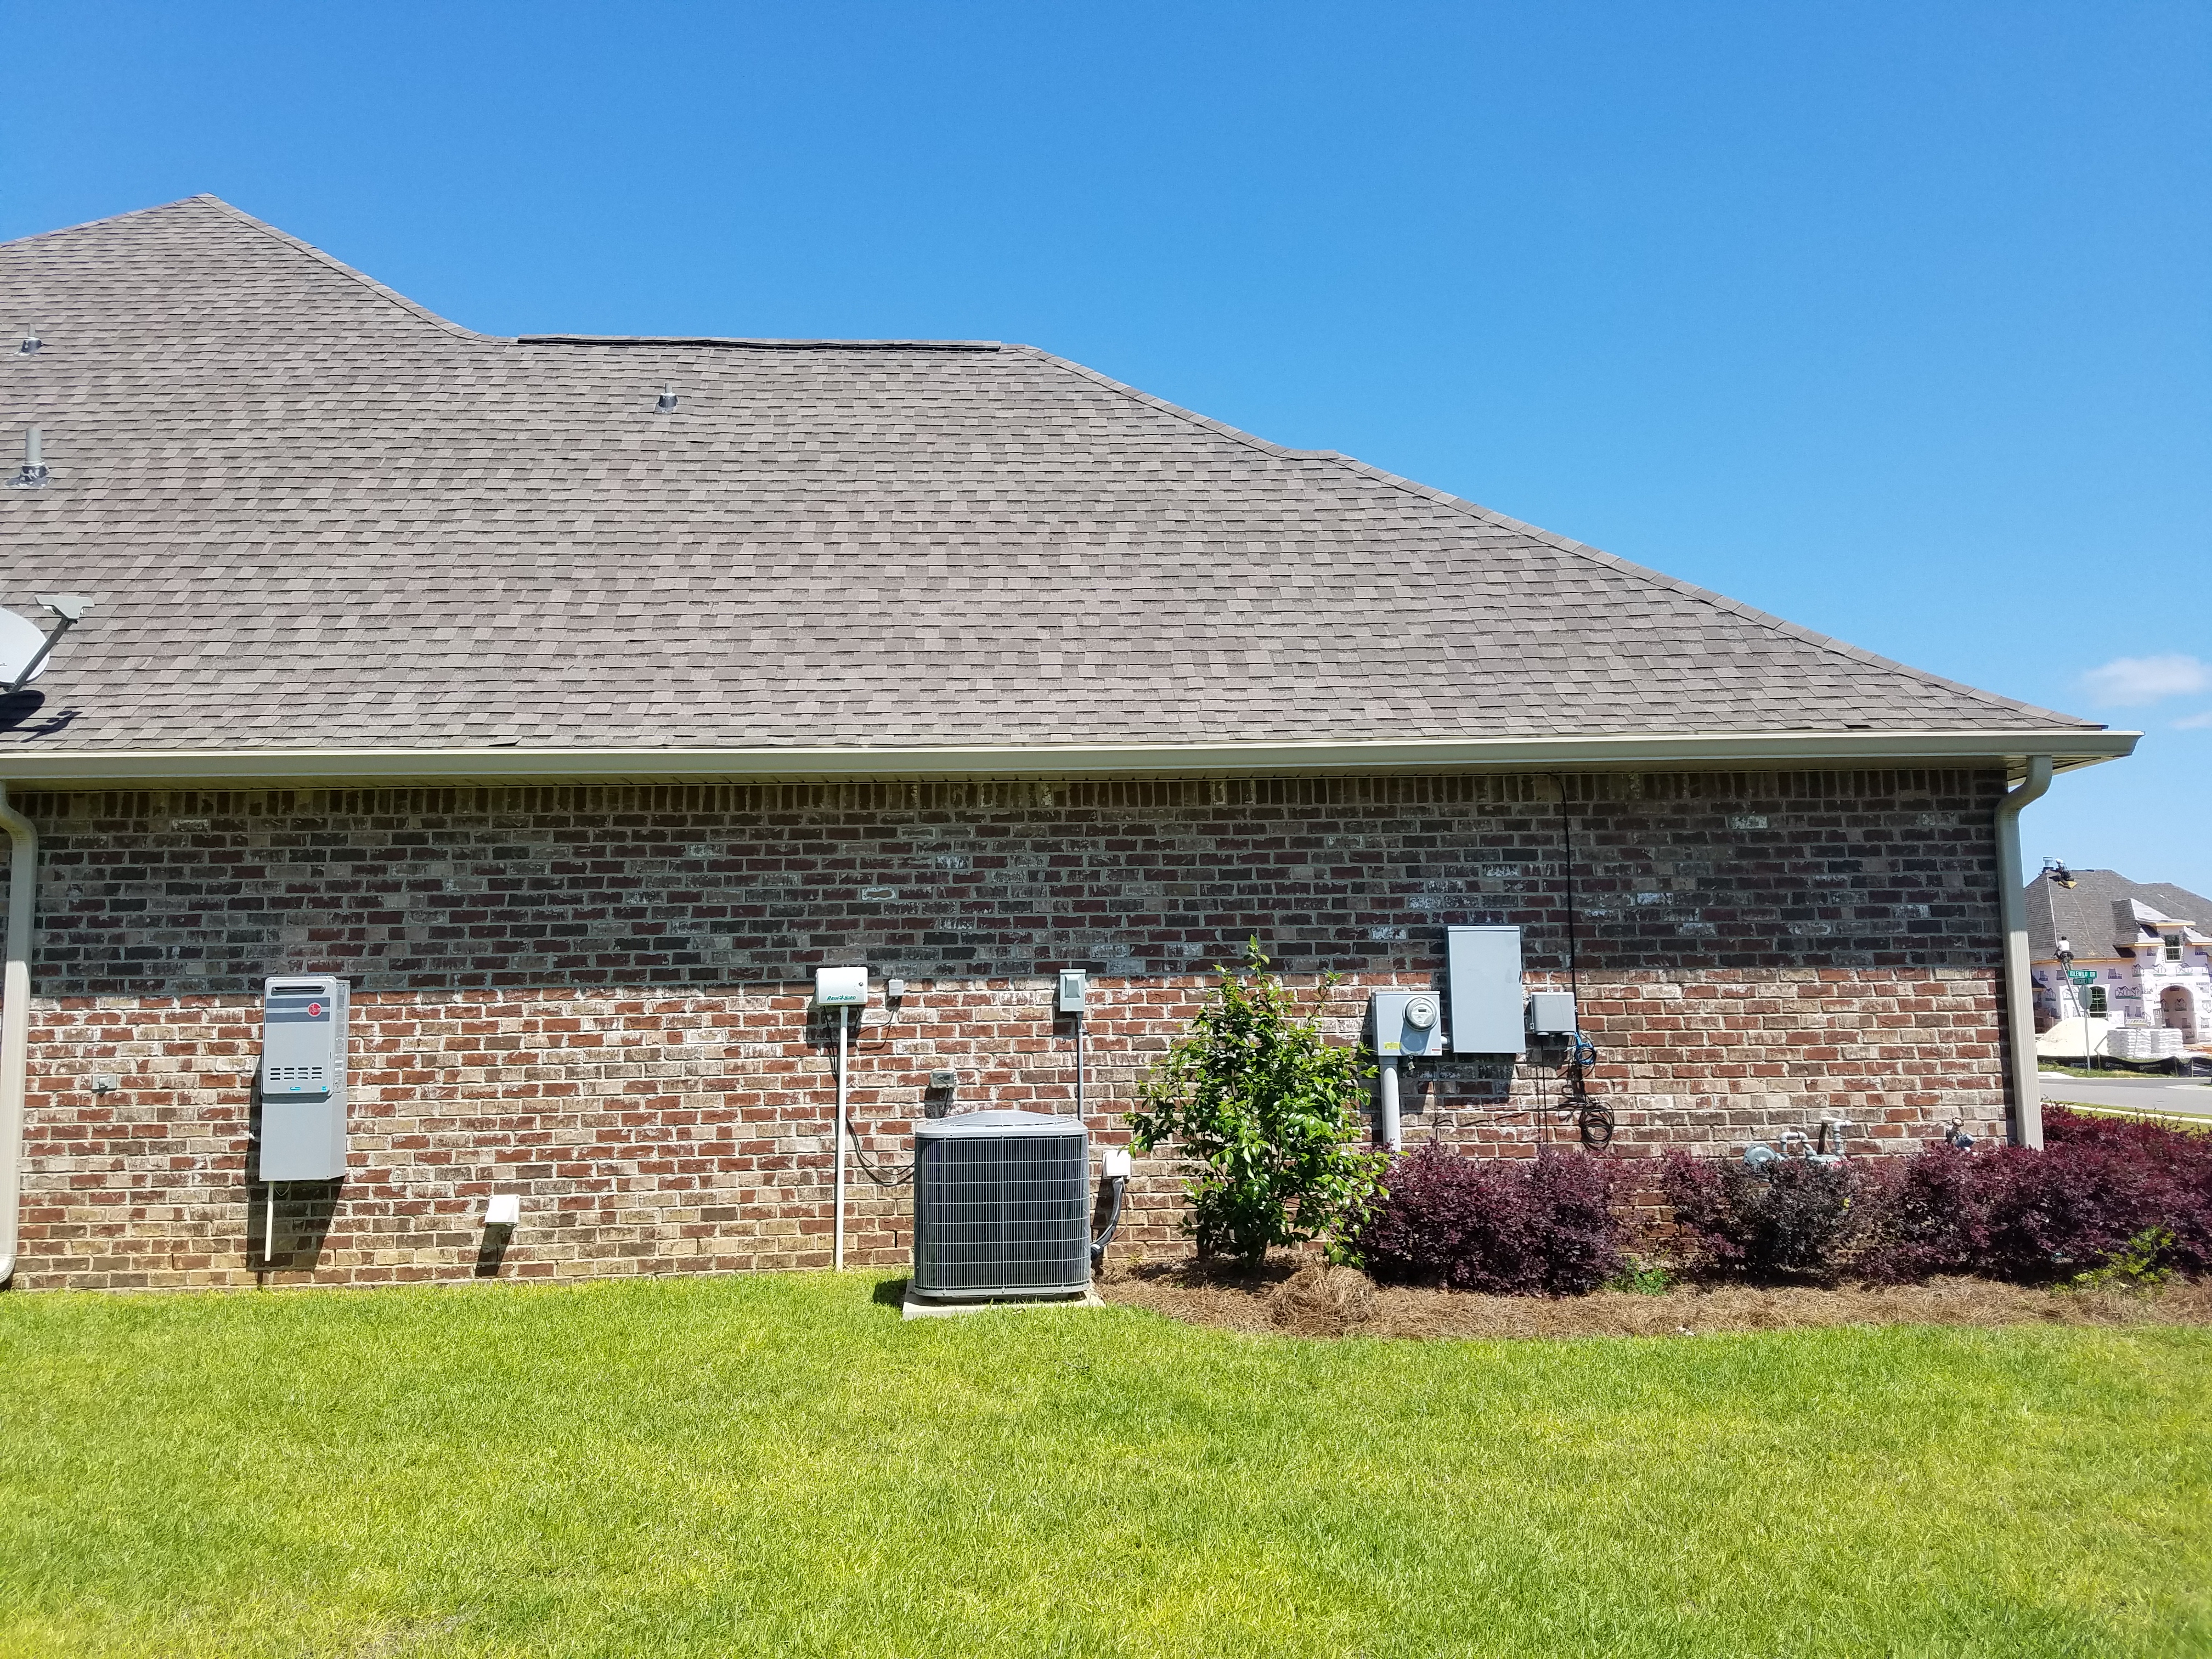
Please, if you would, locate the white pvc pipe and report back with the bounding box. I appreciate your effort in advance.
[833,1005,848,1271]
[0,783,37,1287]
[1378,1058,1401,1150]
[1995,757,2054,1148]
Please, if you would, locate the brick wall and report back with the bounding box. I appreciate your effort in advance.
[4,768,2012,1290]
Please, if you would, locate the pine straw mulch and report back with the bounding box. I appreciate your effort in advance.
[1095,1256,2212,1341]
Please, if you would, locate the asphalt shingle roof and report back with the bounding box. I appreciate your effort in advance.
[2027,870,2212,961]
[0,195,2104,757]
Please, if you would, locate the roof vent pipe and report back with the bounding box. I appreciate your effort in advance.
[656,384,678,413]
[16,336,38,356]
[8,429,46,489]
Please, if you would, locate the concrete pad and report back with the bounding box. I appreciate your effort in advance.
[901,1288,1107,1320]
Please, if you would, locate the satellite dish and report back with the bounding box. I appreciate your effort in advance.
[0,610,53,686]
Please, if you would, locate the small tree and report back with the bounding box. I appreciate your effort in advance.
[1127,942,1385,1267]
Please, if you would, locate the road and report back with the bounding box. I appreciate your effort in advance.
[2039,1071,2212,1120]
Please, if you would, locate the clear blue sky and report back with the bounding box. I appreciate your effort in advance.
[7,2,2208,893]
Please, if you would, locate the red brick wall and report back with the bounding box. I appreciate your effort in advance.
[3,769,2012,1290]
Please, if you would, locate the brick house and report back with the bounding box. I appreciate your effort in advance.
[0,197,2133,1291]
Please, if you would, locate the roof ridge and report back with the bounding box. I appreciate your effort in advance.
[1008,345,2097,733]
[0,193,218,252]
[190,197,504,345]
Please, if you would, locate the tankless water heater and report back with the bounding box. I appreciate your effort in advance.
[259,975,349,1181]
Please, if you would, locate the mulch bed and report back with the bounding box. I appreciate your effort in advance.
[1097,1256,2212,1340]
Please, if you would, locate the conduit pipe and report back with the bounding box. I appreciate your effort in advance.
[0,783,37,1287]
[1994,757,2053,1149]
[1377,1058,1401,1151]
[833,1005,849,1272]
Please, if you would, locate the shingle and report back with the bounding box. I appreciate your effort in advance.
[0,194,2103,755]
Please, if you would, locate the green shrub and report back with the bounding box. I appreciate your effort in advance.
[1127,941,1385,1266]
[2067,1228,2175,1293]
[1605,1258,1675,1295]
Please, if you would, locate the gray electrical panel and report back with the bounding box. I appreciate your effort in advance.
[1446,926,1524,1056]
[260,975,349,1181]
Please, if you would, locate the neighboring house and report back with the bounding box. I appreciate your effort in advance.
[2027,869,2212,1049]
[0,198,2134,1291]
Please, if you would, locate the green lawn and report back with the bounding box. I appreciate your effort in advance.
[1,1274,2206,1658]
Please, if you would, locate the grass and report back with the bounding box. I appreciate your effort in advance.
[1,1274,2208,1658]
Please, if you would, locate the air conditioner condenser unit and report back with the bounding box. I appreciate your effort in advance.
[911,1110,1090,1300]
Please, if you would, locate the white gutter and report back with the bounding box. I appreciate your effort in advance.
[0,727,2136,788]
[1993,756,2054,1149]
[0,784,35,1286]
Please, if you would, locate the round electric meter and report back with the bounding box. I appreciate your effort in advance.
[1403,993,1439,1030]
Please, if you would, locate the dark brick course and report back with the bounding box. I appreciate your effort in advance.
[20,769,2004,995]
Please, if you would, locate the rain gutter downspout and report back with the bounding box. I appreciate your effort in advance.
[1994,757,2053,1149]
[0,783,35,1286]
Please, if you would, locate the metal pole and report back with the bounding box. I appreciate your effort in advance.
[833,1006,848,1271]
[2,616,75,697]
[1075,1012,1085,1122]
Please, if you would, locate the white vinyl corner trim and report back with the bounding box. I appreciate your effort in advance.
[0,783,36,1286]
[1994,757,2054,1149]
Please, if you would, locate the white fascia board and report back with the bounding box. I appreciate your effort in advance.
[0,727,2137,787]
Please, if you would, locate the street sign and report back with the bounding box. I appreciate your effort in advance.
[2067,969,2096,984]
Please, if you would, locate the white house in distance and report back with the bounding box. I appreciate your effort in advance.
[2027,867,2212,1059]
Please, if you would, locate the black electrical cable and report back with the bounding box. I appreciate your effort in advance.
[843,1114,914,1186]
[1551,773,1613,1152]
[1090,1176,1126,1267]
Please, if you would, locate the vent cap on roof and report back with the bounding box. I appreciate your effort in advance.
[7,427,46,489]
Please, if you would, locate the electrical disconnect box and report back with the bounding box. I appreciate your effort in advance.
[1056,970,1088,1015]
[1526,991,1578,1039]
[259,975,349,1182]
[1446,926,1525,1056]
[1369,991,1447,1058]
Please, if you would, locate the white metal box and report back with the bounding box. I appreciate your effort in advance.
[814,966,868,1007]
[259,975,348,1181]
[1446,926,1525,1056]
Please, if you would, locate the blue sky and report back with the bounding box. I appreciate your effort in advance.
[6,2,2207,893]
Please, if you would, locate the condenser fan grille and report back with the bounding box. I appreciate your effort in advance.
[913,1119,1089,1297]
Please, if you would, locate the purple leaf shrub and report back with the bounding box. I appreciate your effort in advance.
[1668,1108,2212,1286]
[1359,1143,1625,1296]
[1659,1149,1864,1283]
